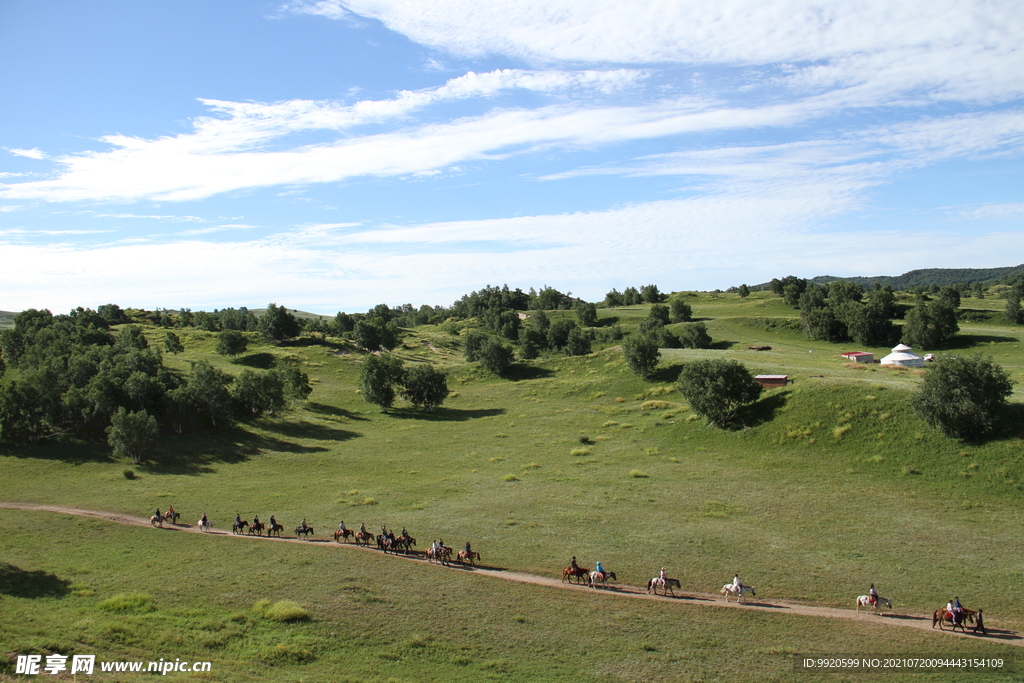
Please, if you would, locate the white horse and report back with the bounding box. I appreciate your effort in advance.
[721,583,756,602]
[856,595,892,613]
[150,515,163,528]
[198,518,213,532]
[589,570,617,588]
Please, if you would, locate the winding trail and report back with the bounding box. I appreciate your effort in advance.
[3,501,1020,647]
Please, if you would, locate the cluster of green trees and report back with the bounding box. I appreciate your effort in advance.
[358,355,449,413]
[604,284,664,306]
[0,308,311,459]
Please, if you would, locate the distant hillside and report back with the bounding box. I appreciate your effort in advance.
[798,264,1024,290]
[0,311,14,330]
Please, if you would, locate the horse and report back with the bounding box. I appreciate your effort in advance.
[932,607,976,632]
[721,583,756,602]
[562,566,590,584]
[589,570,617,588]
[394,535,416,554]
[150,515,163,528]
[295,525,314,539]
[248,521,265,536]
[648,577,681,596]
[163,510,180,525]
[268,523,283,537]
[426,546,452,565]
[355,531,375,546]
[457,550,481,566]
[198,518,213,532]
[334,528,355,543]
[856,595,892,613]
[232,520,249,535]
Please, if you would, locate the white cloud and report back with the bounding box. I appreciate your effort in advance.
[293,1,1024,105]
[949,202,1024,220]
[7,147,47,159]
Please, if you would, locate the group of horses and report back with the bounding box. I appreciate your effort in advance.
[331,527,482,566]
[559,565,620,589]
[153,512,987,632]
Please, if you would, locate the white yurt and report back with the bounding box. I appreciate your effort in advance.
[880,343,925,367]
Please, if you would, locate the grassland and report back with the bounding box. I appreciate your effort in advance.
[2,292,1023,681]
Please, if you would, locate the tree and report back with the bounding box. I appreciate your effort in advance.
[401,364,449,412]
[738,284,750,298]
[604,288,624,307]
[106,407,158,464]
[463,331,487,361]
[354,317,399,351]
[547,319,577,350]
[216,330,249,358]
[258,303,300,343]
[678,322,712,349]
[648,304,670,326]
[640,284,662,303]
[669,299,692,323]
[282,366,313,402]
[359,354,405,412]
[1005,291,1024,324]
[183,361,234,428]
[232,369,286,417]
[914,354,1013,440]
[565,327,592,356]
[115,325,149,351]
[902,301,959,349]
[622,333,660,379]
[574,301,598,327]
[677,359,762,427]
[939,286,961,309]
[164,331,184,354]
[477,337,514,375]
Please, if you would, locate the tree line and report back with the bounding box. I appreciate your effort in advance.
[0,308,311,462]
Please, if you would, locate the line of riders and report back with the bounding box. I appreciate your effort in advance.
[151,509,984,631]
[152,508,481,565]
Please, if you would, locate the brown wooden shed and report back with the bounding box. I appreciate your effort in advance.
[754,374,788,388]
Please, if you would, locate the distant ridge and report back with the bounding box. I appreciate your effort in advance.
[780,264,1024,290]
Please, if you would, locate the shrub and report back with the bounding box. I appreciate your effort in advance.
[98,592,154,613]
[262,600,310,622]
[502,474,520,482]
[122,469,136,480]
[914,354,1014,440]
[676,359,762,427]
[629,470,649,478]
[259,644,316,666]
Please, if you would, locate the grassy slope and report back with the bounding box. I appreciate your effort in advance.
[2,292,1023,681]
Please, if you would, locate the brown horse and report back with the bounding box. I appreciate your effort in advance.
[248,521,265,536]
[932,608,976,632]
[232,520,249,535]
[268,523,283,537]
[426,546,452,565]
[355,531,375,546]
[562,566,590,584]
[334,528,355,543]
[457,550,480,565]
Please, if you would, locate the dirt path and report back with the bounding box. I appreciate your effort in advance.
[3,502,1020,647]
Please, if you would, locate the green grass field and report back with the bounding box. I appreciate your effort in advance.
[2,292,1023,681]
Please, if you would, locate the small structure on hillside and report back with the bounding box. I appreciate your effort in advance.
[754,374,788,389]
[880,344,925,367]
[841,351,874,363]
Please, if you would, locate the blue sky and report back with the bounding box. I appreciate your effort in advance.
[2,0,1023,314]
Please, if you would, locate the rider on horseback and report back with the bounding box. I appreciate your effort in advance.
[732,573,741,593]
[167,506,175,520]
[155,508,161,520]
[201,513,208,525]
[235,513,242,527]
[300,517,308,530]
[360,522,366,534]
[339,520,346,532]
[269,515,277,527]
[595,561,605,581]
[571,556,580,572]
[869,583,878,606]
[465,541,472,555]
